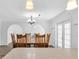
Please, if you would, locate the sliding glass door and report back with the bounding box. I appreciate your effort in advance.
[57,21,71,48]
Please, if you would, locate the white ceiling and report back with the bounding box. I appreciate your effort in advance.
[0,0,67,20]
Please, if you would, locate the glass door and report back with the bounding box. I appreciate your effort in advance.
[57,24,63,48]
[64,23,71,48]
[57,21,71,48]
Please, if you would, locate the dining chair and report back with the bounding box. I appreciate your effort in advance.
[16,34,27,47]
[35,33,51,47]
[25,33,31,47]
[26,33,31,43]
[11,33,18,48]
[45,33,51,47]
[35,34,46,47]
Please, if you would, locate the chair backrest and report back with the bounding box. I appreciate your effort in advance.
[35,33,51,47]
[17,34,27,43]
[35,33,51,43]
[45,33,51,43]
[26,33,31,43]
[11,33,15,44]
[35,34,45,43]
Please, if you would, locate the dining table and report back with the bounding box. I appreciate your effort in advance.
[2,48,77,59]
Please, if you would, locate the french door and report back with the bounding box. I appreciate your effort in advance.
[57,24,63,48]
[57,21,71,48]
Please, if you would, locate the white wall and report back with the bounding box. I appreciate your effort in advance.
[50,9,78,48]
[0,20,2,45]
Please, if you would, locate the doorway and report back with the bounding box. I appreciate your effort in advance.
[57,21,71,48]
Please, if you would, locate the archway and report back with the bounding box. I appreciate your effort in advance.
[7,24,23,44]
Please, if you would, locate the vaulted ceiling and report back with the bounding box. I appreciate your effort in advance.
[0,0,67,21]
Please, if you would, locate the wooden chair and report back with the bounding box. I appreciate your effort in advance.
[35,33,51,47]
[35,34,46,47]
[25,33,31,47]
[26,33,31,43]
[16,34,27,47]
[45,33,51,47]
[11,33,18,48]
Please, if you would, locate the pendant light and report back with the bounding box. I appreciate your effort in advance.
[26,0,34,10]
[66,0,78,10]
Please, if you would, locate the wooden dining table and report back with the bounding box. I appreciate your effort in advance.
[26,43,50,47]
[2,48,77,59]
